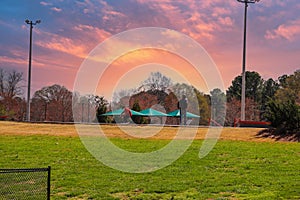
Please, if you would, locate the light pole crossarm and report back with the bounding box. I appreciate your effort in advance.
[237,0,258,3]
[25,19,41,26]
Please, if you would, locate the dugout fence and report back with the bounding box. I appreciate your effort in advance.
[0,166,51,200]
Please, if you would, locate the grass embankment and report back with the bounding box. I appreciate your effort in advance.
[0,122,299,199]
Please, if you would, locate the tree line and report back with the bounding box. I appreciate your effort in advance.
[0,68,299,136]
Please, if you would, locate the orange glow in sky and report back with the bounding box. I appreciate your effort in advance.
[96,48,208,99]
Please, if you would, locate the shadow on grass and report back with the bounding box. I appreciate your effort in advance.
[256,128,300,142]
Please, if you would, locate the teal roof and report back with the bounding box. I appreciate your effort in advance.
[101,108,145,116]
[140,108,169,117]
[167,109,200,118]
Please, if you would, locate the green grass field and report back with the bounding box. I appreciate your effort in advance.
[0,122,299,199]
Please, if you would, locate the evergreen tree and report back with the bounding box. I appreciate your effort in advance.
[264,70,300,137]
[131,100,144,124]
[95,96,109,123]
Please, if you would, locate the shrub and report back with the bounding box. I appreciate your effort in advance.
[265,99,300,136]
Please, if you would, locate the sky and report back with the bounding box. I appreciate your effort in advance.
[0,0,299,100]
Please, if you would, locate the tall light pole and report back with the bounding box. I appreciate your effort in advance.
[25,19,41,122]
[237,0,259,121]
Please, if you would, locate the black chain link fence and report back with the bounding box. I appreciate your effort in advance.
[0,166,51,200]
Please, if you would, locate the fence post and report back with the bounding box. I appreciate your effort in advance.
[47,166,51,200]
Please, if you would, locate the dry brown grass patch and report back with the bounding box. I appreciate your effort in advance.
[0,121,278,142]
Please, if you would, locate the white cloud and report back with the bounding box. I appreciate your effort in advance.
[40,1,52,6]
[51,7,62,12]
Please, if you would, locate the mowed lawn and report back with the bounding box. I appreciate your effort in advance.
[0,122,299,199]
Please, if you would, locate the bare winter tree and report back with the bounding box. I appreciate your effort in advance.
[226,97,260,126]
[31,84,73,122]
[72,93,109,123]
[0,69,23,99]
[140,72,172,92]
[210,88,226,126]
[7,70,23,98]
[80,94,100,122]
[32,85,58,121]
[112,89,135,104]
[0,68,25,120]
[0,69,5,97]
[56,86,73,122]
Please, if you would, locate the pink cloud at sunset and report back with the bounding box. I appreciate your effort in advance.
[265,19,300,41]
[0,56,32,67]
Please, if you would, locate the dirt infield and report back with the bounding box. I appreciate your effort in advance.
[0,121,281,142]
